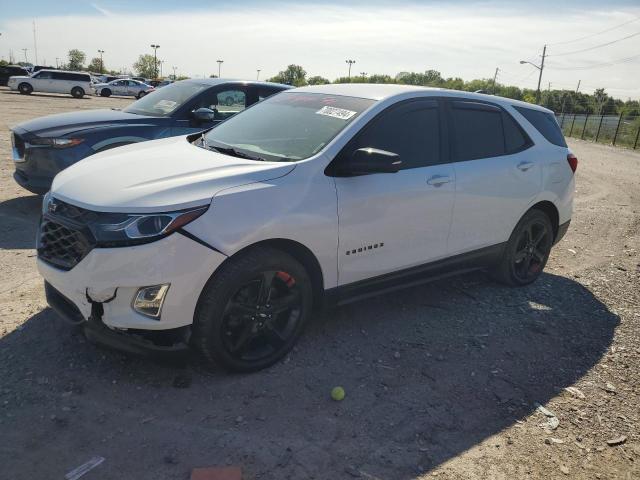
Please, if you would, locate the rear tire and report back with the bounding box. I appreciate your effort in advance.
[492,209,554,286]
[100,88,111,97]
[193,247,313,372]
[136,91,147,99]
[18,83,32,95]
[71,87,84,99]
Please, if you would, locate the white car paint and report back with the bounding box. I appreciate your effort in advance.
[7,69,92,97]
[39,84,574,333]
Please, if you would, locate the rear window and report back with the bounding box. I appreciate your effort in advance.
[514,106,567,147]
[451,102,505,161]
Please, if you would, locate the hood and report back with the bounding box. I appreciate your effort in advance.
[12,109,157,138]
[51,136,296,213]
[9,75,30,81]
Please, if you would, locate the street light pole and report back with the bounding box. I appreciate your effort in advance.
[491,67,499,94]
[21,48,28,63]
[217,59,224,78]
[98,49,104,73]
[172,66,177,80]
[256,69,261,80]
[520,45,546,104]
[150,44,160,78]
[55,57,60,68]
[345,59,356,79]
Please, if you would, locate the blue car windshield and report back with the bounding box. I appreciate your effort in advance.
[203,92,374,162]
[123,82,207,117]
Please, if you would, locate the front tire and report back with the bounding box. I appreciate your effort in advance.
[492,209,554,286]
[18,83,33,95]
[193,247,313,372]
[136,91,147,99]
[71,87,85,99]
[100,88,111,97]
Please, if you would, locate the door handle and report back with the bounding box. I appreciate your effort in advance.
[426,175,451,187]
[517,161,534,171]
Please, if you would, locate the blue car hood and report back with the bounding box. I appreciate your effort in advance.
[13,109,161,138]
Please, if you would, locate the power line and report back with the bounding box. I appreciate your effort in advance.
[548,15,640,46]
[548,53,640,70]
[548,30,640,57]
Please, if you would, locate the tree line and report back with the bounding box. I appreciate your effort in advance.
[3,53,637,116]
[266,64,640,116]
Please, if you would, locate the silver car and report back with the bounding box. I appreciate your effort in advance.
[94,79,155,99]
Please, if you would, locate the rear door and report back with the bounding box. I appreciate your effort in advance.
[446,99,539,255]
[332,99,456,285]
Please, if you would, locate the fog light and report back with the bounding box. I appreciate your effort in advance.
[132,284,170,319]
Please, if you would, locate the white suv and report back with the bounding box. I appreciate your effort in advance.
[37,84,575,372]
[8,69,92,98]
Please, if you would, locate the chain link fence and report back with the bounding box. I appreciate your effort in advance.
[555,113,640,149]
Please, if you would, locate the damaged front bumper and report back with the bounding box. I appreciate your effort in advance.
[38,231,227,357]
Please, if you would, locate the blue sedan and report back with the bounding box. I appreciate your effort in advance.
[11,79,290,194]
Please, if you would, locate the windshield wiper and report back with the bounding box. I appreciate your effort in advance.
[204,140,267,162]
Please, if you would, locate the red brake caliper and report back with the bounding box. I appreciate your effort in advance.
[276,271,296,288]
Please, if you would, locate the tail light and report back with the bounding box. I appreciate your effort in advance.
[567,153,578,173]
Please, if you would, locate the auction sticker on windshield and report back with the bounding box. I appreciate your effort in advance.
[315,106,357,120]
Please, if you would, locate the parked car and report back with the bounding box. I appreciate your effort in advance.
[131,76,149,83]
[149,79,173,88]
[7,69,92,98]
[0,64,30,86]
[93,79,154,98]
[37,84,575,372]
[11,79,290,193]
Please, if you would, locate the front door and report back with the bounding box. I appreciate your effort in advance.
[331,99,456,286]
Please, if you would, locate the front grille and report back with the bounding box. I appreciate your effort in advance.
[13,132,25,158]
[38,198,99,270]
[38,219,93,270]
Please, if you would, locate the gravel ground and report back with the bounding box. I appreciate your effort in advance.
[0,88,638,480]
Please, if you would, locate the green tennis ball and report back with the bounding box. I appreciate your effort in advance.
[331,386,345,401]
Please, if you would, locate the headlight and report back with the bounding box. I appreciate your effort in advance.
[42,191,52,215]
[29,137,84,148]
[88,205,208,247]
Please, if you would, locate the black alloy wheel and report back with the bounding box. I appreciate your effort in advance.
[512,218,552,283]
[492,209,554,286]
[193,246,313,372]
[221,270,302,362]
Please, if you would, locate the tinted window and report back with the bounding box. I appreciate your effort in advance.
[351,101,440,169]
[451,102,504,161]
[51,71,67,80]
[514,106,567,147]
[123,81,209,117]
[37,71,54,79]
[502,111,529,153]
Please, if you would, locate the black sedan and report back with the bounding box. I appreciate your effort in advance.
[10,79,290,194]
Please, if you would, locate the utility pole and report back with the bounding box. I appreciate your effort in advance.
[150,44,160,78]
[491,67,499,94]
[32,19,38,65]
[519,44,546,104]
[345,59,356,79]
[21,48,28,63]
[575,80,581,93]
[216,59,223,78]
[172,66,177,80]
[548,82,551,92]
[256,69,261,80]
[98,49,104,73]
[55,57,60,68]
[535,45,547,104]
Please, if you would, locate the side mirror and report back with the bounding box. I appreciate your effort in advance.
[192,107,216,123]
[336,148,402,176]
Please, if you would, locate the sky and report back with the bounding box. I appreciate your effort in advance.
[1,0,639,99]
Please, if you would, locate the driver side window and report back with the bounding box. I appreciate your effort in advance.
[347,100,441,170]
[191,88,247,121]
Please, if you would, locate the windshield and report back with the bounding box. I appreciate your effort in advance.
[203,92,374,161]
[123,82,208,117]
